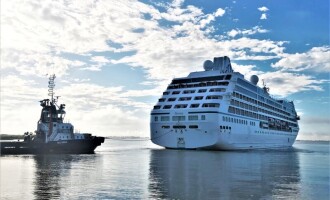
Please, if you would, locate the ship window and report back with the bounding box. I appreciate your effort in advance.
[159,98,166,102]
[198,89,207,93]
[217,82,229,86]
[179,97,192,101]
[163,105,172,109]
[188,115,198,121]
[209,88,226,92]
[202,103,220,108]
[153,105,161,109]
[206,95,223,100]
[161,116,170,121]
[163,91,169,95]
[225,75,232,80]
[174,104,188,109]
[173,125,186,129]
[183,90,195,94]
[172,91,180,94]
[162,125,170,129]
[201,115,206,120]
[190,104,199,108]
[154,116,158,122]
[168,98,176,102]
[189,125,198,129]
[172,116,185,121]
[194,96,203,100]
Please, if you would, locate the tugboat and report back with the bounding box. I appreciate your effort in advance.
[0,75,105,154]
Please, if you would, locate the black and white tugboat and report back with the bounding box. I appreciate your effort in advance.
[0,75,105,154]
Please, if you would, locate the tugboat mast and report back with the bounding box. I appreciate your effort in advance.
[48,74,56,103]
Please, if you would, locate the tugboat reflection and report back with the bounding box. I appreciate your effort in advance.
[149,149,301,199]
[32,155,101,199]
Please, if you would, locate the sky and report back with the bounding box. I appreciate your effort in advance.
[1,0,329,140]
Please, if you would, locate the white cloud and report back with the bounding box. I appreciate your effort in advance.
[260,13,267,20]
[171,0,185,8]
[231,63,325,97]
[258,6,269,12]
[272,46,330,72]
[227,26,269,38]
[214,8,226,17]
[258,71,325,97]
[227,29,240,37]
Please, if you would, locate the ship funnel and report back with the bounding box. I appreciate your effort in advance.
[213,56,233,73]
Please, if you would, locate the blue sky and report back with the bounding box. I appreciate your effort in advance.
[1,0,329,140]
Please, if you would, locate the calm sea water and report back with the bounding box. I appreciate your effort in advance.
[0,140,329,200]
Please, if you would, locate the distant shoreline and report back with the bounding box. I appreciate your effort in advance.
[0,134,24,140]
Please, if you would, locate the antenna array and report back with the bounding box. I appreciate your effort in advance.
[48,74,56,102]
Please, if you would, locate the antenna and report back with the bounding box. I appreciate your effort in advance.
[262,79,270,93]
[48,74,56,103]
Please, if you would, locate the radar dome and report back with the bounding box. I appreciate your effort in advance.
[203,60,213,71]
[250,75,259,85]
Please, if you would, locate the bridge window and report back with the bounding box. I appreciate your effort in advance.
[183,90,195,94]
[174,104,188,109]
[194,96,203,100]
[163,105,172,109]
[153,105,161,109]
[202,103,220,108]
[190,104,200,108]
[179,97,192,101]
[210,88,226,92]
[206,95,223,100]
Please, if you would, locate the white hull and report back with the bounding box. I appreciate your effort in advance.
[151,114,298,150]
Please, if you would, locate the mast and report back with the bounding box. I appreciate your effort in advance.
[48,74,56,103]
[47,74,56,142]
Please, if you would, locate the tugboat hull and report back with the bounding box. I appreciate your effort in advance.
[0,137,105,155]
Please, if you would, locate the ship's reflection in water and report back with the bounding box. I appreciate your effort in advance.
[149,149,301,199]
[32,154,102,199]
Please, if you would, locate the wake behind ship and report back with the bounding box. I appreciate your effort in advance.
[150,56,300,150]
[1,75,104,154]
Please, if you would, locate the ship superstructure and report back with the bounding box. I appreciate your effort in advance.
[150,56,299,150]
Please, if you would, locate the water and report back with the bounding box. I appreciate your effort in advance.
[0,140,329,200]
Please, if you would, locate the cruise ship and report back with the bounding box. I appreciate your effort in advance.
[150,56,300,150]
